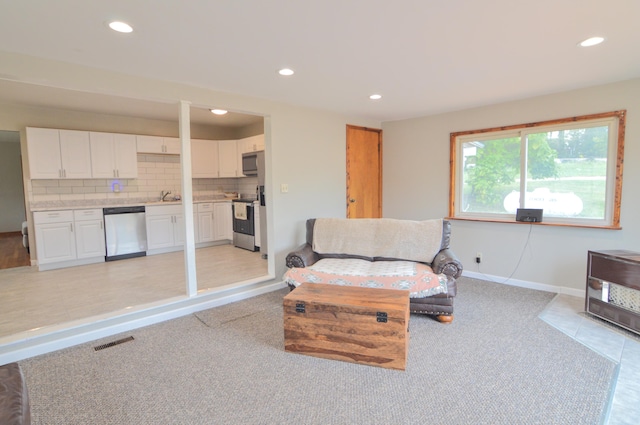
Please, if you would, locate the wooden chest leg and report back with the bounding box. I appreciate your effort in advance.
[436,314,454,323]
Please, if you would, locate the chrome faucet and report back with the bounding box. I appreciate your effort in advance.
[161,190,172,201]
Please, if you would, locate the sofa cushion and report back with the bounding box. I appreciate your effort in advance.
[283,258,449,298]
[312,218,443,264]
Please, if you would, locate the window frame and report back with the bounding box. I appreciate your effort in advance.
[449,110,626,229]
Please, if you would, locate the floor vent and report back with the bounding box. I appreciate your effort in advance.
[94,336,134,351]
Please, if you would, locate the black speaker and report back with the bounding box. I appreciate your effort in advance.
[516,208,543,223]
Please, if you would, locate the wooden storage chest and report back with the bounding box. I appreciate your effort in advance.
[283,283,410,370]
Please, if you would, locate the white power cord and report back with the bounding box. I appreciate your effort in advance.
[477,223,534,284]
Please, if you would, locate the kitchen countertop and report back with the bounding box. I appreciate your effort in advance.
[30,196,237,212]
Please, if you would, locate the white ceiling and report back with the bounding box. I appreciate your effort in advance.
[0,0,639,124]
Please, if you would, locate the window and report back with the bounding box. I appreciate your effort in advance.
[449,111,626,228]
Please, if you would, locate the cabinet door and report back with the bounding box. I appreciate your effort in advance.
[191,139,219,178]
[213,203,233,240]
[59,130,92,179]
[163,137,181,155]
[75,219,106,259]
[27,127,63,179]
[113,133,138,178]
[218,140,238,177]
[173,214,185,246]
[146,214,175,249]
[90,132,117,178]
[198,211,215,242]
[223,203,233,240]
[254,206,261,247]
[137,135,165,154]
[254,134,265,151]
[35,222,76,264]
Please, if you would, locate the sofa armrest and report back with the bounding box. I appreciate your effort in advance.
[431,248,463,279]
[286,243,320,268]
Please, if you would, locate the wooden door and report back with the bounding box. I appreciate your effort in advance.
[346,125,382,218]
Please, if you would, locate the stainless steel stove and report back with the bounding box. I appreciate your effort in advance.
[232,198,257,251]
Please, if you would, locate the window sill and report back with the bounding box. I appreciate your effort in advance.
[446,216,621,230]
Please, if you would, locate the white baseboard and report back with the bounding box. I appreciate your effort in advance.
[0,279,286,365]
[462,270,585,298]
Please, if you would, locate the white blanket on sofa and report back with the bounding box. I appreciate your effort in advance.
[312,218,443,264]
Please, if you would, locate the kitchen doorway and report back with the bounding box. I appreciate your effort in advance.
[0,130,29,270]
[346,125,382,218]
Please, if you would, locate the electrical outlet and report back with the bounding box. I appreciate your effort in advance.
[281,183,289,193]
[475,252,482,264]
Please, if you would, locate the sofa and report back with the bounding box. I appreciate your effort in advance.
[284,218,462,322]
[0,363,31,425]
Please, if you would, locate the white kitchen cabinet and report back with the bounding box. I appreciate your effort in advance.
[254,204,260,248]
[213,202,233,241]
[238,134,265,154]
[33,208,105,270]
[218,140,239,177]
[27,127,92,179]
[90,132,138,179]
[191,139,219,178]
[137,135,181,154]
[73,209,106,259]
[33,210,76,265]
[163,137,181,154]
[145,204,184,253]
[197,203,215,243]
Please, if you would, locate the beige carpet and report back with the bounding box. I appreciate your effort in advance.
[20,277,615,424]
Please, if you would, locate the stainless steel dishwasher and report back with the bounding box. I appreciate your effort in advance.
[103,206,148,261]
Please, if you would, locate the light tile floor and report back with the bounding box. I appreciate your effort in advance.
[0,244,268,339]
[539,294,640,425]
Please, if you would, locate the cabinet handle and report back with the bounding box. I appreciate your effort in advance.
[63,169,66,178]
[116,169,119,178]
[70,223,74,232]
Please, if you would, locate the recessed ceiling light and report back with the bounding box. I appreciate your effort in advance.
[278,68,294,76]
[109,21,133,33]
[579,36,604,47]
[369,94,382,100]
[210,109,228,115]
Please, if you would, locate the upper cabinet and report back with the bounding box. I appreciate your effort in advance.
[191,139,220,178]
[27,127,92,179]
[239,134,265,153]
[218,140,238,177]
[136,135,181,154]
[90,132,138,179]
[191,139,239,178]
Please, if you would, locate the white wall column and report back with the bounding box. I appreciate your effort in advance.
[179,100,197,297]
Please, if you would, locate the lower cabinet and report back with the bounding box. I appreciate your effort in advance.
[74,209,107,259]
[145,204,185,254]
[197,203,216,243]
[213,203,233,241]
[254,205,261,248]
[33,209,105,271]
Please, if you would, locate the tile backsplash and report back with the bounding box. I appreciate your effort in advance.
[28,154,257,204]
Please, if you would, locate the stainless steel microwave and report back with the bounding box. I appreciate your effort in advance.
[242,152,259,175]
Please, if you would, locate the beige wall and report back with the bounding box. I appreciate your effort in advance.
[382,78,640,294]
